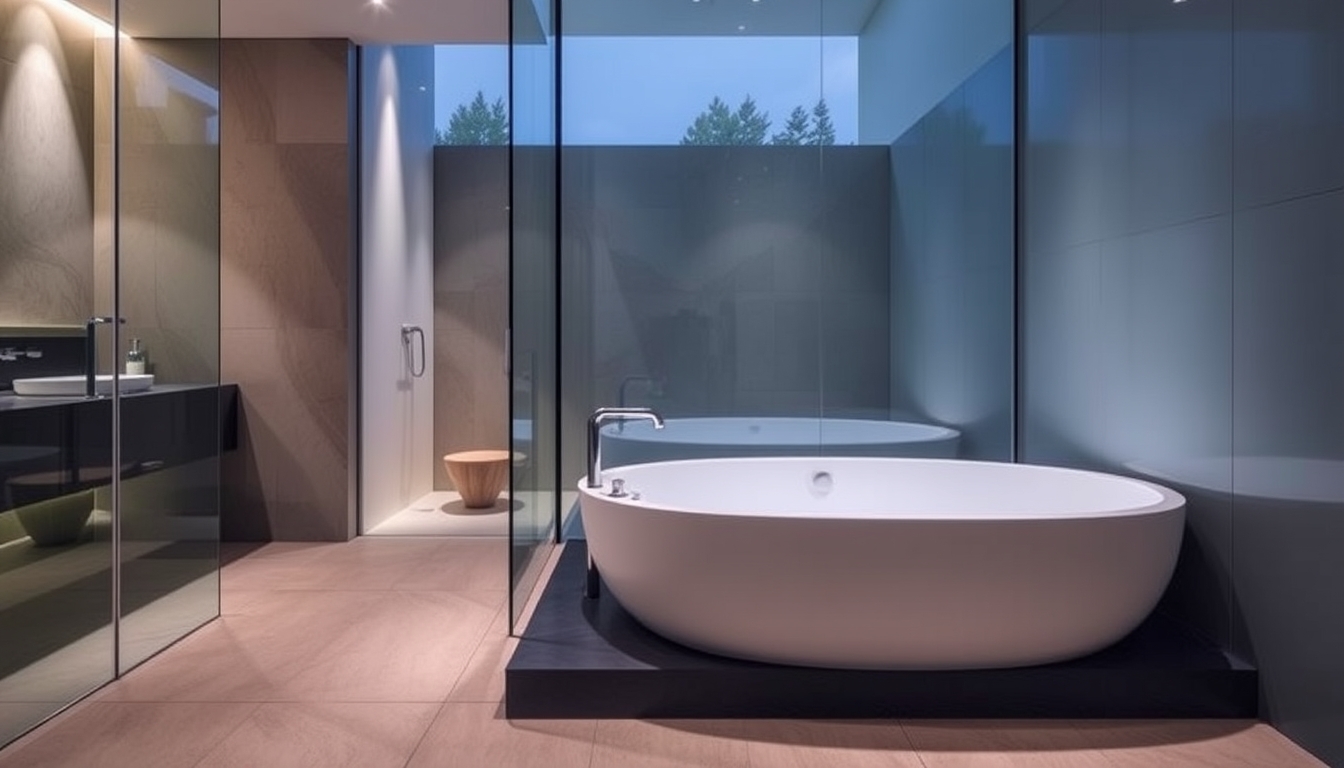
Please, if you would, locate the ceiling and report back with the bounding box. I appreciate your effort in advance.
[71,0,882,42]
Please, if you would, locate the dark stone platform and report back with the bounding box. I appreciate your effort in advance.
[505,542,1257,719]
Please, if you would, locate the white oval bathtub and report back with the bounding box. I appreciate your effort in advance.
[600,417,960,468]
[579,457,1185,670]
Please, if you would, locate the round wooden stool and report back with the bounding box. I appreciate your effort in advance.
[442,450,512,509]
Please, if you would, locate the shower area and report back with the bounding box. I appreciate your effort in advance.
[0,0,222,748]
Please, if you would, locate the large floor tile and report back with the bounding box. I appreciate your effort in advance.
[0,702,256,768]
[738,720,924,768]
[222,538,445,591]
[1074,720,1328,767]
[446,604,513,703]
[195,702,439,768]
[591,719,752,768]
[279,591,498,702]
[391,538,511,592]
[902,720,1114,768]
[406,702,594,768]
[97,591,388,702]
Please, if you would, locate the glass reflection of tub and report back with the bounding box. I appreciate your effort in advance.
[600,417,960,468]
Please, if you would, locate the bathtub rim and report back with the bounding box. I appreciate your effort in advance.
[580,456,1186,523]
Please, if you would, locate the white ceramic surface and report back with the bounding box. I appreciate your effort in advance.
[579,457,1185,670]
[12,374,154,397]
[599,417,960,468]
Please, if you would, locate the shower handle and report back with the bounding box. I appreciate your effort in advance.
[401,325,425,378]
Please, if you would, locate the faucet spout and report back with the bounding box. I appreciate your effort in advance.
[586,406,665,488]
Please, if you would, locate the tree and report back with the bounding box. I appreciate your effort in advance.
[809,99,836,146]
[681,95,771,145]
[438,90,508,146]
[770,106,811,146]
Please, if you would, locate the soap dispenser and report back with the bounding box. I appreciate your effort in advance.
[126,338,146,375]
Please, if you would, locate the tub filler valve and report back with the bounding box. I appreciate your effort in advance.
[585,406,664,599]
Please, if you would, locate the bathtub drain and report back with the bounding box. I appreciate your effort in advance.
[809,471,834,498]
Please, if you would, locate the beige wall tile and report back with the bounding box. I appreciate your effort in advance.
[220,38,353,542]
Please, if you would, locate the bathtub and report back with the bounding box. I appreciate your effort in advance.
[578,457,1185,670]
[600,417,960,468]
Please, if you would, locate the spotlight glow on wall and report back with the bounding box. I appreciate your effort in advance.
[42,0,118,37]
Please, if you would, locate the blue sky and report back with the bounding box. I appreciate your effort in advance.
[434,37,859,145]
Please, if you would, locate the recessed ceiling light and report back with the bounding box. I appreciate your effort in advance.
[737,24,746,31]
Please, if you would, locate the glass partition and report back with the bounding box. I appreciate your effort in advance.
[509,0,559,630]
[0,0,221,747]
[0,0,118,745]
[557,0,1016,505]
[113,4,220,672]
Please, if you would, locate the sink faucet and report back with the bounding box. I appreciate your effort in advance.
[86,317,124,397]
[586,407,664,488]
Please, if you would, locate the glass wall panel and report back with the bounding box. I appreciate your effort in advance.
[113,0,220,672]
[849,0,1015,460]
[509,0,559,629]
[0,0,117,744]
[558,2,830,491]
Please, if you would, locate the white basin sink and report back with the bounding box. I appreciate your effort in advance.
[12,374,154,397]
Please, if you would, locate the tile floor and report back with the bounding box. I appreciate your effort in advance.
[0,537,1329,767]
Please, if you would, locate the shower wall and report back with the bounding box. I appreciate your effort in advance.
[1020,0,1344,763]
[560,145,890,484]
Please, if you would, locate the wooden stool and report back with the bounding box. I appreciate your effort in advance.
[443,450,512,509]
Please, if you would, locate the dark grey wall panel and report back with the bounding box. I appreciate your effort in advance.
[887,48,1014,460]
[1021,0,1344,763]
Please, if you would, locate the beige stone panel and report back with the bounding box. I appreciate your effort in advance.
[269,327,348,540]
[269,144,351,330]
[220,205,279,330]
[273,39,350,145]
[0,54,95,326]
[219,39,277,144]
[0,0,96,89]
